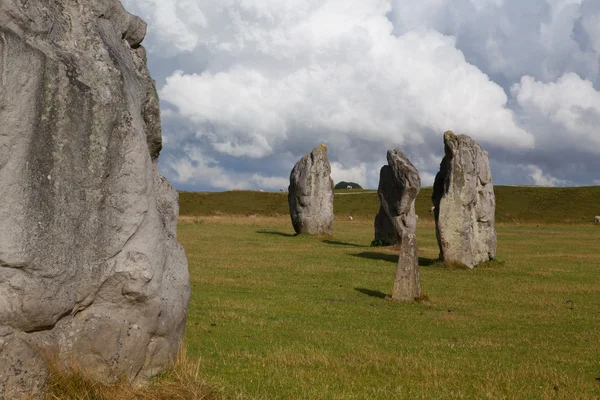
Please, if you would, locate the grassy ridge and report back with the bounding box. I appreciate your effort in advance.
[179,186,600,224]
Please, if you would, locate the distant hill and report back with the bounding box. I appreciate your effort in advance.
[179,186,600,224]
[334,181,363,190]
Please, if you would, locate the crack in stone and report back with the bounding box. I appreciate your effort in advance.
[0,32,5,87]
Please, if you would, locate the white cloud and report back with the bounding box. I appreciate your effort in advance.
[121,0,203,53]
[330,162,369,188]
[157,1,533,163]
[419,172,437,187]
[168,147,236,189]
[576,0,600,54]
[167,146,287,190]
[512,73,600,153]
[390,0,600,85]
[121,0,600,190]
[523,165,569,186]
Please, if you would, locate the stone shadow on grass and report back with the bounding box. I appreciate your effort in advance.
[354,288,388,299]
[322,239,366,247]
[419,257,437,267]
[256,230,296,237]
[351,252,397,263]
[352,252,438,267]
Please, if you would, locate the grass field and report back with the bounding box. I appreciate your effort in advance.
[178,216,600,399]
[179,186,600,224]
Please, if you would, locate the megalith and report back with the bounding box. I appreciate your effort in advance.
[374,166,400,245]
[288,145,334,236]
[375,150,421,301]
[0,1,190,397]
[432,131,497,268]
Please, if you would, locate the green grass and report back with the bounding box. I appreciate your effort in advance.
[179,186,600,224]
[179,217,600,399]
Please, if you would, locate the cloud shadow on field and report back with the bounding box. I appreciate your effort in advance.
[322,239,366,247]
[354,288,388,299]
[256,231,296,237]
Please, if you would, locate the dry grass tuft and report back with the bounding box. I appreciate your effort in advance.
[414,293,431,304]
[43,349,216,400]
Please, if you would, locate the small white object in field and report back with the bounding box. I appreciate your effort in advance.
[348,215,353,221]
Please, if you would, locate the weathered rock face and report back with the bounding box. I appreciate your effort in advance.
[0,1,190,397]
[432,131,497,268]
[288,145,334,236]
[375,150,421,301]
[374,166,400,245]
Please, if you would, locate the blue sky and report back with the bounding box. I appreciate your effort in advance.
[123,0,600,190]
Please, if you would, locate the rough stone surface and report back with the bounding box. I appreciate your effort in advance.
[432,131,497,268]
[375,150,421,301]
[0,1,190,397]
[374,166,400,245]
[288,145,334,236]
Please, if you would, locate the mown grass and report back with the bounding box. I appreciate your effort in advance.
[179,186,600,224]
[179,216,600,399]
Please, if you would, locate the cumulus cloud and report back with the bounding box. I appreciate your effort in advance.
[122,0,600,190]
[512,73,600,153]
[523,165,569,187]
[166,146,288,190]
[122,0,205,53]
[160,28,533,161]
[330,162,370,188]
[390,0,600,85]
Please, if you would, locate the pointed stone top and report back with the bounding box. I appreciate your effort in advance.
[386,149,421,188]
[387,148,407,158]
[443,130,479,148]
[443,130,457,141]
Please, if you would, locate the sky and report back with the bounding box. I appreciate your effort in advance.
[121,0,600,191]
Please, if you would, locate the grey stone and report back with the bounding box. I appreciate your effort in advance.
[432,131,497,268]
[0,0,190,397]
[374,166,400,245]
[375,150,421,301]
[288,145,334,236]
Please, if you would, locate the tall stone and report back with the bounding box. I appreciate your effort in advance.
[288,145,334,236]
[0,1,190,397]
[375,150,421,301]
[432,131,497,268]
[374,166,400,245]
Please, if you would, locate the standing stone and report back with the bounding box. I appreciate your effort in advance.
[288,145,334,236]
[0,1,190,397]
[432,131,497,268]
[374,166,400,245]
[375,150,421,301]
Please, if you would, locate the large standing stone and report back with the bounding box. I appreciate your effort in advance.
[432,131,497,268]
[375,150,421,301]
[374,166,400,245]
[0,1,190,397]
[288,145,334,236]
